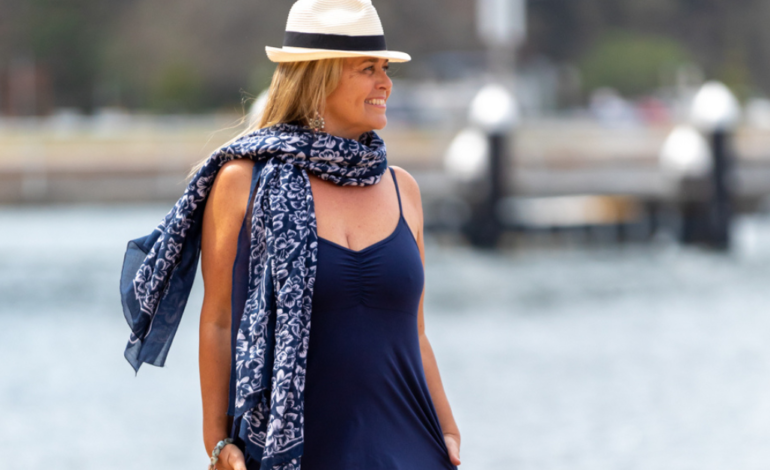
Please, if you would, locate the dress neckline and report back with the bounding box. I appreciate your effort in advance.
[318,215,405,254]
[316,166,405,255]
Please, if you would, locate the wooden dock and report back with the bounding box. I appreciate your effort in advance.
[2,114,770,210]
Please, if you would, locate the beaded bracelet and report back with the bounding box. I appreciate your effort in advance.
[209,438,234,470]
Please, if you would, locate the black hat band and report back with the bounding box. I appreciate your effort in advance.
[283,31,387,51]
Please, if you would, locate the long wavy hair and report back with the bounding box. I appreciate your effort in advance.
[187,57,346,179]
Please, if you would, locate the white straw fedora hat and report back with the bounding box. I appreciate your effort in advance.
[265,0,411,63]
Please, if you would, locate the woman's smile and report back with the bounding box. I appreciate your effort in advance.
[365,98,387,109]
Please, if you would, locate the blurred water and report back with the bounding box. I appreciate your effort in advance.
[1,204,770,470]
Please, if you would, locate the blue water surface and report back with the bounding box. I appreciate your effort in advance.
[1,203,770,470]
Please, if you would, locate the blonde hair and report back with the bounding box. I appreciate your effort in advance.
[187,57,346,180]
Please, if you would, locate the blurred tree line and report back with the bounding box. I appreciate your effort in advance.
[525,0,765,101]
[0,0,767,113]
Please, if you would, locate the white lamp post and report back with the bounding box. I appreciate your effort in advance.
[659,124,712,181]
[686,80,741,249]
[690,81,741,132]
[448,83,519,247]
[468,83,520,133]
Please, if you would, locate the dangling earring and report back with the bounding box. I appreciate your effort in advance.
[309,111,325,132]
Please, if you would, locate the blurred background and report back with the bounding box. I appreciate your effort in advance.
[3,0,770,469]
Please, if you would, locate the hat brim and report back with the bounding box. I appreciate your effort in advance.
[265,46,411,63]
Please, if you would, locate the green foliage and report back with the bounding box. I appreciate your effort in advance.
[231,63,277,111]
[148,61,205,113]
[15,0,102,108]
[579,30,693,97]
[715,47,754,102]
[248,63,277,96]
[5,0,769,111]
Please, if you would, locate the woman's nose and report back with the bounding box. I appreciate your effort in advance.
[377,72,392,90]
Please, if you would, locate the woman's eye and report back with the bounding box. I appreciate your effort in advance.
[364,64,389,72]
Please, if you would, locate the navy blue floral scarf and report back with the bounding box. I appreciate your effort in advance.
[120,122,388,470]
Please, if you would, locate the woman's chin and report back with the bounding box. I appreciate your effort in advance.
[368,117,387,130]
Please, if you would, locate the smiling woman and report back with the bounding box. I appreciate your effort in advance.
[202,43,462,470]
[120,1,461,470]
[198,51,463,467]
[323,57,392,139]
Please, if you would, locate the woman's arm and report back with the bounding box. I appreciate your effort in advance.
[391,166,462,466]
[199,159,255,470]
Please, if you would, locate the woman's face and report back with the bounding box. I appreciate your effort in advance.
[322,57,392,140]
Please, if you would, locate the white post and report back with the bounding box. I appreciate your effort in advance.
[461,83,520,247]
[688,80,741,249]
[476,0,526,78]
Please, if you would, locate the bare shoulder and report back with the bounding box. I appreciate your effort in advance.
[389,165,423,229]
[206,159,256,224]
[210,159,255,201]
[389,165,422,207]
[214,159,255,187]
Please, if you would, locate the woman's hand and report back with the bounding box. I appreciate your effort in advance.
[216,443,247,470]
[444,432,461,466]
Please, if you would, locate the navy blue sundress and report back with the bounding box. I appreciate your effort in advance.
[228,164,457,470]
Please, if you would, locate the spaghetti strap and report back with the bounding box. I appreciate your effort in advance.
[388,167,403,217]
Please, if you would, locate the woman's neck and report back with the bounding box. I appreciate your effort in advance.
[321,119,370,140]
